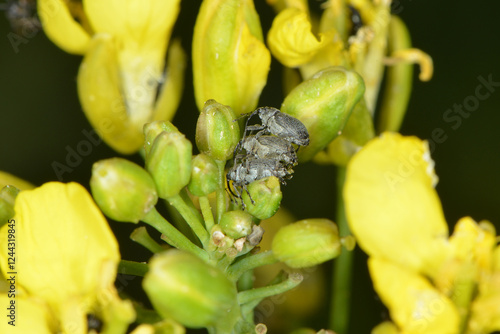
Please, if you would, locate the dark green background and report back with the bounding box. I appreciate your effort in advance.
[1,0,500,333]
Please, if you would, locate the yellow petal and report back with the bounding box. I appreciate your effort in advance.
[0,294,54,333]
[153,39,186,122]
[0,182,120,329]
[371,321,400,334]
[85,0,180,53]
[369,258,460,334]
[344,133,448,276]
[84,0,181,137]
[268,7,330,67]
[449,217,495,269]
[38,0,90,54]
[77,34,144,154]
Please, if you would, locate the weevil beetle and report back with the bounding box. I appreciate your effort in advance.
[237,135,298,167]
[226,157,292,207]
[243,107,310,147]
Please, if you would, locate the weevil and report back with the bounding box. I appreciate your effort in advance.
[242,107,310,147]
[226,157,292,207]
[236,135,298,167]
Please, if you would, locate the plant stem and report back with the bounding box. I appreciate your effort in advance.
[142,208,208,261]
[118,260,149,277]
[199,195,215,232]
[130,226,165,253]
[215,160,227,224]
[167,193,210,248]
[238,272,303,305]
[329,166,354,333]
[227,251,277,281]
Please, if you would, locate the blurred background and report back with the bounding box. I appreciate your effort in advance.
[1,0,500,332]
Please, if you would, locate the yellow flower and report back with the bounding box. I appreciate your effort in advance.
[192,0,271,116]
[267,0,433,116]
[38,0,185,154]
[344,133,500,333]
[0,182,134,333]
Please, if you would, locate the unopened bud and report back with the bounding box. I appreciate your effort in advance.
[90,158,158,223]
[242,176,282,220]
[143,121,179,157]
[220,210,255,239]
[146,131,192,199]
[143,250,238,328]
[195,100,240,161]
[281,66,365,162]
[192,0,271,116]
[188,154,219,196]
[272,219,341,268]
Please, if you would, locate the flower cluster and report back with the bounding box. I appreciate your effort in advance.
[2,0,498,334]
[345,133,500,334]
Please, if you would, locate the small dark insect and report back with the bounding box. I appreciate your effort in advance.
[227,107,309,209]
[227,157,292,207]
[1,0,40,34]
[87,313,103,332]
[242,107,310,147]
[348,5,363,37]
[237,135,298,168]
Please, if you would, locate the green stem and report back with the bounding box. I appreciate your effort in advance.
[118,260,149,277]
[329,167,354,333]
[199,195,215,232]
[142,208,207,261]
[215,160,227,224]
[238,272,303,305]
[167,193,210,248]
[130,226,165,254]
[227,251,277,281]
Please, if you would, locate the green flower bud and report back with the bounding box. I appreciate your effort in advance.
[314,100,375,166]
[143,250,238,328]
[0,186,19,225]
[281,66,365,162]
[219,210,254,239]
[242,176,282,220]
[143,121,179,157]
[195,100,240,161]
[187,154,219,197]
[272,219,341,268]
[193,0,271,116]
[90,158,158,223]
[146,131,192,199]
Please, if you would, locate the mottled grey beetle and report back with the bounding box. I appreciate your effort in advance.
[236,135,298,167]
[226,157,291,207]
[227,106,309,209]
[243,107,310,147]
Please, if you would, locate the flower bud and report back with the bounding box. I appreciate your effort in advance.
[187,154,219,197]
[242,176,282,220]
[195,100,240,161]
[267,7,330,68]
[90,158,158,223]
[281,66,365,162]
[272,219,341,268]
[314,100,375,166]
[220,210,255,239]
[146,131,192,199]
[143,121,179,157]
[192,0,271,116]
[0,186,19,224]
[143,250,238,328]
